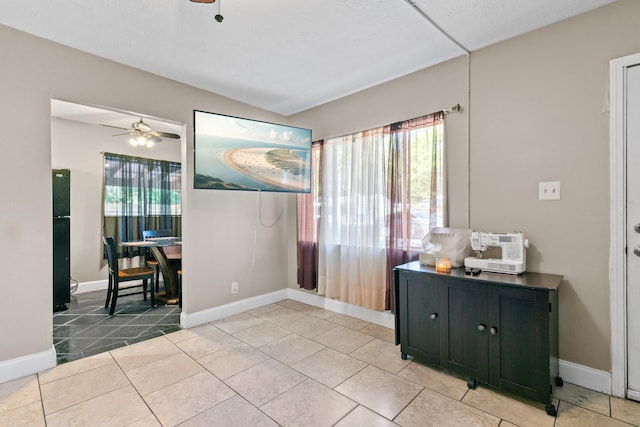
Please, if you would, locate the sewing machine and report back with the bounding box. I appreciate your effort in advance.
[464,231,529,274]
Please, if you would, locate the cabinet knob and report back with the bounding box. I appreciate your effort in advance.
[477,324,486,331]
[430,313,438,320]
[490,327,498,336]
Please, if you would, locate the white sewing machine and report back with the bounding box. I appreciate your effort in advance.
[463,231,529,274]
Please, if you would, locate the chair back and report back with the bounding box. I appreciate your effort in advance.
[142,229,173,240]
[102,235,119,276]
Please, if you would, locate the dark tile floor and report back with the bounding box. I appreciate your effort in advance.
[53,289,182,364]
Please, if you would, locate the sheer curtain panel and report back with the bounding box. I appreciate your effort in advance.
[318,129,387,310]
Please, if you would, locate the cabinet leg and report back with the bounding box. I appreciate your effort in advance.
[555,376,564,387]
[401,352,407,360]
[545,404,557,417]
[466,377,477,389]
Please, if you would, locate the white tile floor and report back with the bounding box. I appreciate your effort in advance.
[2,299,640,426]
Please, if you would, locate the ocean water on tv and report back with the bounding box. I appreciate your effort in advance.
[195,135,310,191]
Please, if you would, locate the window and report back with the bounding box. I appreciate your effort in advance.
[102,153,181,256]
[297,112,446,311]
[385,112,446,251]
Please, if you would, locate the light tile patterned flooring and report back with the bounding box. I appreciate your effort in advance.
[2,299,640,426]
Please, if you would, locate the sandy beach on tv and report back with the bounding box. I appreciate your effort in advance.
[223,147,308,191]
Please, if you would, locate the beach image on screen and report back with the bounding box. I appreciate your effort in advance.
[194,111,312,192]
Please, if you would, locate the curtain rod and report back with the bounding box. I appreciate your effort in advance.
[443,104,462,115]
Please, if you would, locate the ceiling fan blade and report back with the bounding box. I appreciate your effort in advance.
[112,132,134,137]
[156,131,181,139]
[99,123,129,131]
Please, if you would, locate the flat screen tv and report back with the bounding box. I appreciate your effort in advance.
[193,110,312,193]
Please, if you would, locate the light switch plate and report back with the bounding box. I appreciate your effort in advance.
[539,181,561,200]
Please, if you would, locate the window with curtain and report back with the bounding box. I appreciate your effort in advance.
[384,112,446,309]
[102,152,182,258]
[297,112,445,311]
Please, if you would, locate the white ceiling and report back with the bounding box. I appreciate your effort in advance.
[2,0,617,117]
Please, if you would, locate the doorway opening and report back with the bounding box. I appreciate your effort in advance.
[50,99,185,364]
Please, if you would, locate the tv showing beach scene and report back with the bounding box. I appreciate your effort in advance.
[193,110,312,193]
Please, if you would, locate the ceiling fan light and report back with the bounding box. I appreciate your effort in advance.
[129,137,138,146]
[145,140,155,148]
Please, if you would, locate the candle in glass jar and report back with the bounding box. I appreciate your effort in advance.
[436,257,451,273]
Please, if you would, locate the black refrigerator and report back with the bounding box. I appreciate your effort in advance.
[53,169,71,312]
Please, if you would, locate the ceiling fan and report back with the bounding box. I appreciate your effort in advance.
[101,118,180,148]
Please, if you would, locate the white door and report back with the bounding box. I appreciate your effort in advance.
[626,63,640,401]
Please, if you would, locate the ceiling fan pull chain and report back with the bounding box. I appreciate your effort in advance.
[215,0,223,22]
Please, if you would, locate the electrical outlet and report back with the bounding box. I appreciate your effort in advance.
[231,282,239,294]
[539,181,561,201]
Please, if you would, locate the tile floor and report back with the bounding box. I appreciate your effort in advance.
[53,290,181,364]
[2,298,640,426]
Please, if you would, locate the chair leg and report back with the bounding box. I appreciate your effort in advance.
[105,275,113,308]
[109,281,119,315]
[143,279,147,301]
[150,277,155,308]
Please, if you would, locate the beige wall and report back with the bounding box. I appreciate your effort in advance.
[290,0,640,371]
[2,0,640,377]
[0,24,292,363]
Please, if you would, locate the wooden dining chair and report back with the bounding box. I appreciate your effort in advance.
[141,229,172,291]
[102,235,156,315]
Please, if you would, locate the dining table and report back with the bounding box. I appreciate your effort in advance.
[121,237,182,305]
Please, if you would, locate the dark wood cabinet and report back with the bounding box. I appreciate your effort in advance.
[394,261,562,415]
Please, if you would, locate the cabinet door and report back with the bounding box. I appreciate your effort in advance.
[440,278,488,383]
[487,285,550,404]
[398,271,440,365]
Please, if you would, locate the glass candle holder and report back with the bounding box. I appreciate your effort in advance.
[435,257,451,273]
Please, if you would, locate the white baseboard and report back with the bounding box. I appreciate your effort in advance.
[74,280,108,294]
[285,288,395,329]
[0,346,56,384]
[559,359,612,395]
[181,288,394,330]
[180,289,289,328]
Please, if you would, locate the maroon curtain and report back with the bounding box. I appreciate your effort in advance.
[384,112,445,310]
[297,241,318,290]
[296,140,323,290]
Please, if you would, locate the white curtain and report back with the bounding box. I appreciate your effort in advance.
[318,128,388,310]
